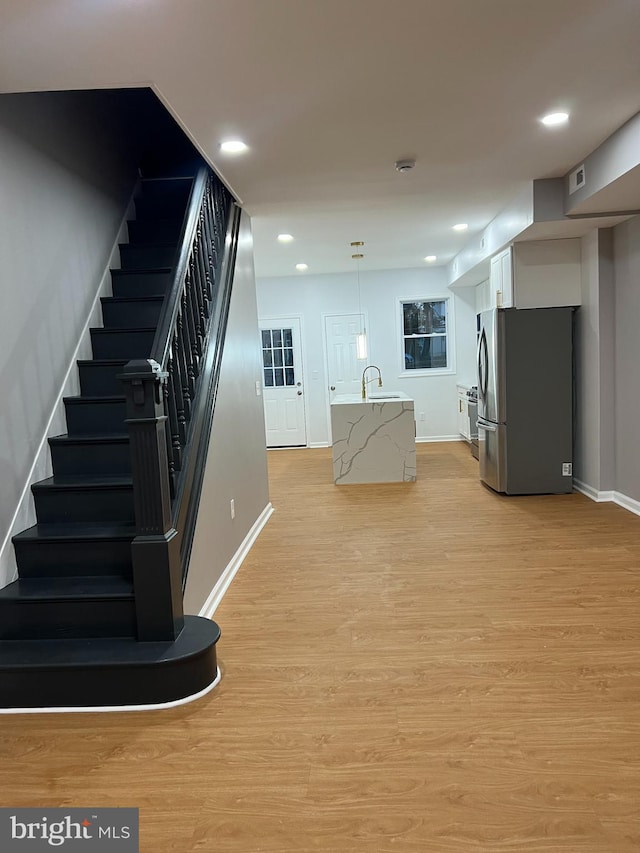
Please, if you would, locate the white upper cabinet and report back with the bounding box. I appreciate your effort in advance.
[488,239,581,310]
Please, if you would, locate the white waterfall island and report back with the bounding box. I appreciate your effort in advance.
[330,392,416,484]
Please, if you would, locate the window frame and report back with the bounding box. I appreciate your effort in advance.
[397,295,455,377]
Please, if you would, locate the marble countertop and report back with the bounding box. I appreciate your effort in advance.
[331,392,413,405]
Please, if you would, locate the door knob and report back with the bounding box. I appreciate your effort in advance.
[330,386,336,391]
[297,390,303,396]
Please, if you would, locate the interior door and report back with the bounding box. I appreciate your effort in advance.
[324,313,366,401]
[259,318,307,447]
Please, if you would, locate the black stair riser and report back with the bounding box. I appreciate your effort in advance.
[119,244,177,271]
[127,219,183,244]
[0,597,136,641]
[139,178,192,203]
[78,361,127,397]
[33,486,134,525]
[0,617,219,709]
[50,439,131,477]
[13,539,133,579]
[134,195,190,222]
[101,298,164,330]
[91,329,155,360]
[64,399,126,437]
[111,270,171,298]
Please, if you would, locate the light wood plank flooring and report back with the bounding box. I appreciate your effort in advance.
[2,442,640,852]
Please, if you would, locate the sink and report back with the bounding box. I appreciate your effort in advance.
[368,393,401,399]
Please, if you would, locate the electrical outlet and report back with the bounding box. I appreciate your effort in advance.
[230,498,235,519]
[562,463,573,477]
[255,380,261,396]
[419,412,426,422]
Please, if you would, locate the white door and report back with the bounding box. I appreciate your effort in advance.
[324,313,367,400]
[259,318,307,447]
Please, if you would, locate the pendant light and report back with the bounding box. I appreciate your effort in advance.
[351,242,368,360]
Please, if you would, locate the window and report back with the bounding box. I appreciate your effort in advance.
[400,298,451,373]
[262,327,295,387]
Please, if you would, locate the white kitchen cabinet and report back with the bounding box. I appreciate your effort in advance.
[456,385,471,441]
[489,247,513,308]
[488,239,581,310]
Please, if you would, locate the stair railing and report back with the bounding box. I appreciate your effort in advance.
[120,165,239,640]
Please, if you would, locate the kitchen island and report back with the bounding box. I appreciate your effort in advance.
[330,392,416,484]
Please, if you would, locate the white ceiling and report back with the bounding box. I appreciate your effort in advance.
[1,0,640,278]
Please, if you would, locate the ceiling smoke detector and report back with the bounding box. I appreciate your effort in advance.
[395,159,416,173]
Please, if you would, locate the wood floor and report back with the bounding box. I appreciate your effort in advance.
[2,442,640,852]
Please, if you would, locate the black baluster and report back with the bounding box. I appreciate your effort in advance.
[181,284,198,392]
[173,329,189,443]
[166,355,183,469]
[176,302,194,413]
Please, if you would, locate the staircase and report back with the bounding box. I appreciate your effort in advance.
[0,171,230,710]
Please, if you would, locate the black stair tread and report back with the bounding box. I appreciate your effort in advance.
[63,395,125,404]
[119,241,178,249]
[13,522,136,543]
[90,327,157,335]
[32,475,132,490]
[49,434,129,445]
[0,616,220,669]
[101,295,165,304]
[0,576,133,600]
[111,267,172,275]
[77,358,129,366]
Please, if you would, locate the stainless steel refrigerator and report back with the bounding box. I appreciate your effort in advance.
[477,307,574,495]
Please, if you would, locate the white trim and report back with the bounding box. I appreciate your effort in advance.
[199,502,274,620]
[573,480,640,517]
[416,435,463,443]
[0,668,221,716]
[308,442,330,448]
[0,190,138,589]
[573,479,614,502]
[612,491,640,517]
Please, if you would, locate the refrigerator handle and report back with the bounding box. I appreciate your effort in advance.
[478,328,488,401]
[477,419,497,432]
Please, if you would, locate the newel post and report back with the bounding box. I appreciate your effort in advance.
[120,359,185,641]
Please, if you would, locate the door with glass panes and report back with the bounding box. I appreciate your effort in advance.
[259,318,307,447]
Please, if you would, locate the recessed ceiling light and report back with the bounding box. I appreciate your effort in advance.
[219,140,248,153]
[295,263,308,271]
[424,255,437,263]
[277,234,294,243]
[453,223,468,232]
[540,112,569,127]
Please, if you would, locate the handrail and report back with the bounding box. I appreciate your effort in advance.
[119,164,235,640]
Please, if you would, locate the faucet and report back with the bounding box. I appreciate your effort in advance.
[361,365,383,399]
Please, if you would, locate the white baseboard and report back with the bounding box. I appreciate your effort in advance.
[199,502,274,620]
[308,442,329,448]
[612,490,640,517]
[416,435,463,444]
[574,479,640,517]
[573,479,613,502]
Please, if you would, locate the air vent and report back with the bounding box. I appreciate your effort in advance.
[568,164,586,195]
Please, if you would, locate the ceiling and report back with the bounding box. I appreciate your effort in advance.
[1,0,639,278]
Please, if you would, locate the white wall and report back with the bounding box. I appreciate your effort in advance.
[183,211,270,614]
[574,230,615,493]
[257,266,477,445]
[613,216,640,504]
[0,92,139,587]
